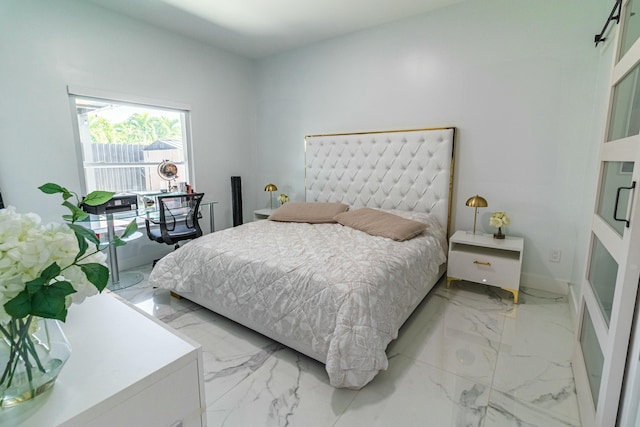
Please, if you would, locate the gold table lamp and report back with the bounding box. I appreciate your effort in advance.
[264,183,278,209]
[466,195,488,234]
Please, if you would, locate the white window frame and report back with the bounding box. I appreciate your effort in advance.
[67,85,195,195]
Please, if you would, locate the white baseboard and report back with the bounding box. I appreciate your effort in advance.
[520,272,569,295]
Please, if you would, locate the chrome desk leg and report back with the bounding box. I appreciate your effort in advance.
[209,203,215,232]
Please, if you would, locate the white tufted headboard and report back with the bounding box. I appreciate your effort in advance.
[305,127,455,236]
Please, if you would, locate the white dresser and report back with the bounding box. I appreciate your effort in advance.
[6,293,206,427]
[447,230,524,303]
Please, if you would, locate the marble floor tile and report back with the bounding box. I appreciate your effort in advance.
[206,348,358,427]
[485,388,580,427]
[389,291,504,386]
[499,304,574,363]
[491,351,580,424]
[115,268,582,427]
[334,354,489,427]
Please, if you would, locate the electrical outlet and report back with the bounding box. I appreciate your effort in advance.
[550,248,561,263]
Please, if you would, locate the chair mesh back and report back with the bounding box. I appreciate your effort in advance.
[156,193,204,243]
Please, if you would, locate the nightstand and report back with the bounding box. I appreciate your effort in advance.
[254,208,274,220]
[447,230,524,303]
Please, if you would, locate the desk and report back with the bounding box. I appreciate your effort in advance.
[85,200,218,290]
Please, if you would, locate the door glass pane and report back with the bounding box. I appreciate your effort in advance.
[608,64,640,141]
[621,0,640,59]
[588,236,619,325]
[597,161,635,236]
[581,308,604,409]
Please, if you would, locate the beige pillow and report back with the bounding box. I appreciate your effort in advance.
[334,208,428,241]
[268,202,349,223]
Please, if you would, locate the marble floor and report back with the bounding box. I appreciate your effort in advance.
[113,266,581,427]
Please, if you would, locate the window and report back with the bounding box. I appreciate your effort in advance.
[70,95,192,195]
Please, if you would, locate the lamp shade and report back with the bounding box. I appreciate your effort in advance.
[465,195,488,208]
[264,183,278,192]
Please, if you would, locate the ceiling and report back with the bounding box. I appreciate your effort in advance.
[88,0,462,58]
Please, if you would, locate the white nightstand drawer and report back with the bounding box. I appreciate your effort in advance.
[447,231,524,303]
[448,250,521,288]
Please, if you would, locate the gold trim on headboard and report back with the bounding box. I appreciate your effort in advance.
[304,126,456,237]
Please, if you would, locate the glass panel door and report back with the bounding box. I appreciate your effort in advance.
[620,0,640,59]
[607,64,640,141]
[580,309,605,408]
[587,236,619,325]
[596,161,635,236]
[574,1,640,426]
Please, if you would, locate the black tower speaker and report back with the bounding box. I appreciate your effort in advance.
[231,176,243,226]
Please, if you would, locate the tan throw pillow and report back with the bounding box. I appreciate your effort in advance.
[268,202,349,223]
[334,208,428,241]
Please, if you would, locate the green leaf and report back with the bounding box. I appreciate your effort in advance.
[46,281,76,297]
[25,262,62,294]
[112,235,127,247]
[31,283,76,321]
[4,290,32,319]
[62,201,89,223]
[120,219,138,239]
[40,262,62,282]
[68,224,92,258]
[68,223,100,247]
[75,231,89,260]
[83,191,114,206]
[26,276,47,294]
[79,263,110,292]
[39,183,73,200]
[38,183,66,195]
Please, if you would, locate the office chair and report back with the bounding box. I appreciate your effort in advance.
[145,193,204,250]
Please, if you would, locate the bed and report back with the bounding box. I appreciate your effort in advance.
[148,127,456,389]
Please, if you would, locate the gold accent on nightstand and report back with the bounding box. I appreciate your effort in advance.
[473,260,491,266]
[502,288,519,304]
[446,276,460,288]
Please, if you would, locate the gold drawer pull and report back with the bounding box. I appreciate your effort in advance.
[473,260,491,266]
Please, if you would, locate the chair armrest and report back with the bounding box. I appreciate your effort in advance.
[144,218,156,240]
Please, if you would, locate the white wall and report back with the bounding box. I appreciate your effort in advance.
[0,0,612,294]
[0,0,257,269]
[254,0,610,296]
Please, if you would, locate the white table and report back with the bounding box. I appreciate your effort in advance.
[447,230,524,303]
[3,294,207,427]
[254,208,274,220]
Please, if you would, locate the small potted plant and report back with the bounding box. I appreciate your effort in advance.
[489,211,510,239]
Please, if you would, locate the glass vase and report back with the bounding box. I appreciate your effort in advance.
[493,227,505,239]
[0,316,71,407]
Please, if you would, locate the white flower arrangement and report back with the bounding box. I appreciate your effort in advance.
[0,183,137,404]
[0,184,139,323]
[489,211,510,228]
[278,193,289,205]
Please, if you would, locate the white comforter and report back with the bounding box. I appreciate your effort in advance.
[148,212,447,388]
